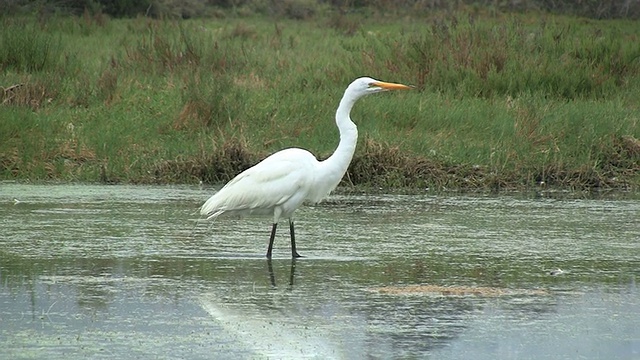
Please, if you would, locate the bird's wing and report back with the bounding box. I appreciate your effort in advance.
[200,148,316,217]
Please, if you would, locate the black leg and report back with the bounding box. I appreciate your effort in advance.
[289,219,302,258]
[266,223,277,259]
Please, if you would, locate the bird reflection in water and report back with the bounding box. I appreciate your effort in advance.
[266,259,297,288]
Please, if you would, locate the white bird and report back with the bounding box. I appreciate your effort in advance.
[200,77,412,258]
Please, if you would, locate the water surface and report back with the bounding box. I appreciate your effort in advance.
[1,184,638,359]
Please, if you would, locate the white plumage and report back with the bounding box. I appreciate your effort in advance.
[200,77,412,258]
[202,148,316,221]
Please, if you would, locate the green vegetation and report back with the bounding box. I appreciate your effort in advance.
[1,10,639,191]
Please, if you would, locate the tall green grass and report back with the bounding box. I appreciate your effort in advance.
[0,18,63,73]
[356,15,640,100]
[0,12,638,191]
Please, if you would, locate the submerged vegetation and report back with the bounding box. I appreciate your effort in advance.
[0,6,639,191]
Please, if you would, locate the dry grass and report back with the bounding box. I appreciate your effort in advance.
[619,135,640,157]
[348,137,510,190]
[152,137,258,184]
[1,81,56,110]
[96,65,119,104]
[509,97,555,148]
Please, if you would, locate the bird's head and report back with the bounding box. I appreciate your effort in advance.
[348,77,413,98]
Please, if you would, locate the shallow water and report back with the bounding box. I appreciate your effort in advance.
[1,184,639,359]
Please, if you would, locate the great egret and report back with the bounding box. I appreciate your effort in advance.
[200,77,412,258]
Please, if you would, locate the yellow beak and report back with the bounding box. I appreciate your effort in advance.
[372,81,413,90]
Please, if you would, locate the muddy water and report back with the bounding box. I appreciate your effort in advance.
[1,184,638,359]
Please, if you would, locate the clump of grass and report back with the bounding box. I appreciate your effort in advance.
[0,112,97,180]
[123,21,203,73]
[348,131,640,191]
[0,18,63,73]
[226,22,257,40]
[506,95,557,157]
[0,147,20,178]
[0,79,60,110]
[594,135,640,186]
[96,62,119,104]
[348,136,466,190]
[326,11,361,36]
[153,137,258,184]
[122,20,248,78]
[0,18,81,110]
[174,71,234,131]
[363,15,640,100]
[282,0,318,20]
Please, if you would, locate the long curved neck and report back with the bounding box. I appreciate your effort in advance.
[320,93,359,185]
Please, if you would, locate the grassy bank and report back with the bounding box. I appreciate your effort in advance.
[1,10,639,191]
